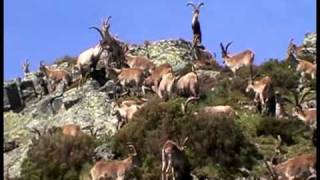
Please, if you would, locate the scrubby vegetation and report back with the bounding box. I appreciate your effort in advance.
[19,129,96,180]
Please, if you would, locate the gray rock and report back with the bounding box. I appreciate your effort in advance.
[128,39,196,71]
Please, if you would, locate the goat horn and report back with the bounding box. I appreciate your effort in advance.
[197,2,204,10]
[89,26,104,40]
[182,136,189,146]
[219,43,226,55]
[290,38,294,43]
[127,145,137,156]
[182,96,200,113]
[187,2,197,10]
[105,16,112,25]
[225,41,233,52]
[40,60,45,66]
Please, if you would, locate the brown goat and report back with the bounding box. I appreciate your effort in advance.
[39,61,72,93]
[292,107,316,128]
[144,63,173,92]
[90,145,138,180]
[175,71,199,98]
[162,137,189,180]
[109,67,147,95]
[111,98,147,129]
[246,76,273,113]
[220,42,255,78]
[295,58,316,80]
[62,124,82,137]
[122,45,156,73]
[266,152,316,180]
[157,72,177,99]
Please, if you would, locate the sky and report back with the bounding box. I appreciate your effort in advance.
[4,0,316,80]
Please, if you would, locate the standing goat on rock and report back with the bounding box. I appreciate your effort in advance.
[246,76,275,115]
[73,17,111,88]
[22,59,31,78]
[39,61,72,94]
[162,137,191,180]
[220,42,255,79]
[90,144,139,180]
[187,2,204,46]
[122,44,156,74]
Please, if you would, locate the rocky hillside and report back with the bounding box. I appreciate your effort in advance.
[3,33,316,179]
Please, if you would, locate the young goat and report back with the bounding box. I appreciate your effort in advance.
[162,137,191,180]
[90,145,139,180]
[62,124,82,137]
[295,58,316,80]
[144,63,173,92]
[266,152,316,180]
[122,44,156,74]
[39,61,72,94]
[108,67,148,95]
[110,98,147,129]
[246,76,273,114]
[220,42,255,78]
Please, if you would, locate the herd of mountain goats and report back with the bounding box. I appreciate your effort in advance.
[20,2,316,180]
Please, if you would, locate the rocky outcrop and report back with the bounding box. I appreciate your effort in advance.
[297,32,316,62]
[3,79,119,178]
[129,39,196,71]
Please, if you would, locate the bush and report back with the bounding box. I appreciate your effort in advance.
[257,59,300,91]
[54,55,77,66]
[256,116,311,145]
[111,97,260,179]
[20,130,96,180]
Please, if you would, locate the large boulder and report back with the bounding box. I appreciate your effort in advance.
[3,80,24,112]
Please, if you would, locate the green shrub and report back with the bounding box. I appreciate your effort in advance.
[256,116,311,145]
[257,59,300,90]
[20,130,96,180]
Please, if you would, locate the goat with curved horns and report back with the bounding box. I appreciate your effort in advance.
[161,137,191,180]
[90,144,139,180]
[265,151,316,180]
[73,16,112,88]
[187,2,204,45]
[286,89,317,128]
[220,42,255,79]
